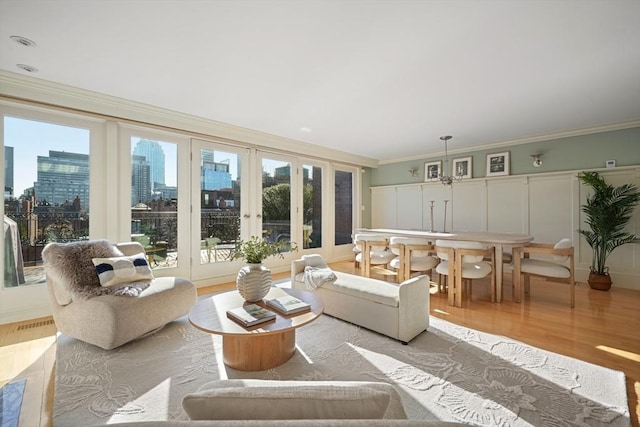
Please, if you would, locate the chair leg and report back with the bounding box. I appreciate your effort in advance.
[514,272,521,303]
[569,254,575,308]
[570,279,575,308]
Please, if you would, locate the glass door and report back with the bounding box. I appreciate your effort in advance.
[333,165,360,259]
[259,153,292,245]
[191,139,249,280]
[300,162,324,251]
[257,151,298,267]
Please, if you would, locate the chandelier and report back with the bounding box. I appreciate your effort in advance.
[432,135,463,186]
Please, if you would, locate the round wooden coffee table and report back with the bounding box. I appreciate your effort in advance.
[188,287,323,371]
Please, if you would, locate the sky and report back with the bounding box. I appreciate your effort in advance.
[5,116,91,196]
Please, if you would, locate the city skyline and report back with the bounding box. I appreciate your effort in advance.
[4,116,178,198]
[5,117,304,202]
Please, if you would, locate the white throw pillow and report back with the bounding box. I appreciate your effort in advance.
[92,253,153,287]
[182,380,397,420]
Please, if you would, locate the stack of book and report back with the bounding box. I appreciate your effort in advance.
[226,304,276,327]
[266,295,311,315]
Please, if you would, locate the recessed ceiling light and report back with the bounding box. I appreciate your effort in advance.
[10,35,37,47]
[300,127,312,133]
[16,64,38,73]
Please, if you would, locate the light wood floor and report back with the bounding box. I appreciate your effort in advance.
[1,261,638,426]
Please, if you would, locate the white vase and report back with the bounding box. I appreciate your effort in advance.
[236,263,272,302]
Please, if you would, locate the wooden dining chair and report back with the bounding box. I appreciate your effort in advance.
[354,233,395,278]
[435,239,496,307]
[511,238,575,307]
[389,236,438,283]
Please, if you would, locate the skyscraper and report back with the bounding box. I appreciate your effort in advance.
[202,159,232,191]
[132,140,165,190]
[34,150,89,209]
[131,155,151,205]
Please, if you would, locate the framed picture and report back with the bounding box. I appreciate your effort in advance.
[486,151,510,177]
[452,156,472,179]
[424,161,442,181]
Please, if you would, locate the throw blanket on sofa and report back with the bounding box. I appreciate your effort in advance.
[304,266,337,290]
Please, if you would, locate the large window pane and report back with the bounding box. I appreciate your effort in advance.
[200,148,241,264]
[334,170,353,246]
[4,117,90,287]
[130,138,177,270]
[261,158,291,244]
[303,164,322,249]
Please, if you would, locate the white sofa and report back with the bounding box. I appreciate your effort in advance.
[106,379,465,426]
[291,255,430,343]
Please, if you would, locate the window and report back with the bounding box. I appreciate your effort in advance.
[199,147,241,264]
[334,169,354,246]
[261,156,292,244]
[303,164,322,249]
[3,116,90,288]
[130,137,178,270]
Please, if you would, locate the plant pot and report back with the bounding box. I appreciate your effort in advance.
[236,263,272,302]
[588,271,612,291]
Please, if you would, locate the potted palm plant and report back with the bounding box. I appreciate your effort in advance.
[230,236,296,301]
[577,171,639,290]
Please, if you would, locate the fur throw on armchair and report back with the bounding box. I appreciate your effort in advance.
[42,240,148,300]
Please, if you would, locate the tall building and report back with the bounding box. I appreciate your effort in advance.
[34,151,89,209]
[202,159,232,190]
[132,140,165,190]
[4,146,14,199]
[131,155,151,205]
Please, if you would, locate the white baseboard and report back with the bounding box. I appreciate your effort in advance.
[0,303,52,325]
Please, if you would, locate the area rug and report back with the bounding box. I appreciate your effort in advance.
[54,306,631,426]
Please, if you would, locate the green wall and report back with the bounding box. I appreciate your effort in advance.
[361,127,639,227]
[369,127,640,187]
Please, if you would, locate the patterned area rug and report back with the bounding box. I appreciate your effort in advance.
[54,306,630,426]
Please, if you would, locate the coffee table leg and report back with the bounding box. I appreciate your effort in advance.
[222,329,296,371]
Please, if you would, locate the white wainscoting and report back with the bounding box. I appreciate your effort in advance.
[370,166,640,289]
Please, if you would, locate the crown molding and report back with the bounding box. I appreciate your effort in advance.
[379,120,640,165]
[0,71,379,168]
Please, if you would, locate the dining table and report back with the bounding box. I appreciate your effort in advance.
[354,228,534,303]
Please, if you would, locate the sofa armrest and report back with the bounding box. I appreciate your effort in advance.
[291,259,306,289]
[397,275,430,343]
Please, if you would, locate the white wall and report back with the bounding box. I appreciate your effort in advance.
[371,166,640,289]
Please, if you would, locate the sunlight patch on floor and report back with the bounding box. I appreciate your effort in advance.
[596,345,640,362]
[0,336,55,386]
[108,378,171,423]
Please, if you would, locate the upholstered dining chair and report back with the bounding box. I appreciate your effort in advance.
[511,238,575,307]
[435,239,495,307]
[389,236,438,283]
[354,233,395,278]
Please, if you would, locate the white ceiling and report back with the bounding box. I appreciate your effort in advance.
[1,0,639,163]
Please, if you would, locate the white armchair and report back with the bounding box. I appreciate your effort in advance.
[42,240,197,350]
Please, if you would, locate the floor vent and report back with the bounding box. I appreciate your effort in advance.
[17,319,55,331]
